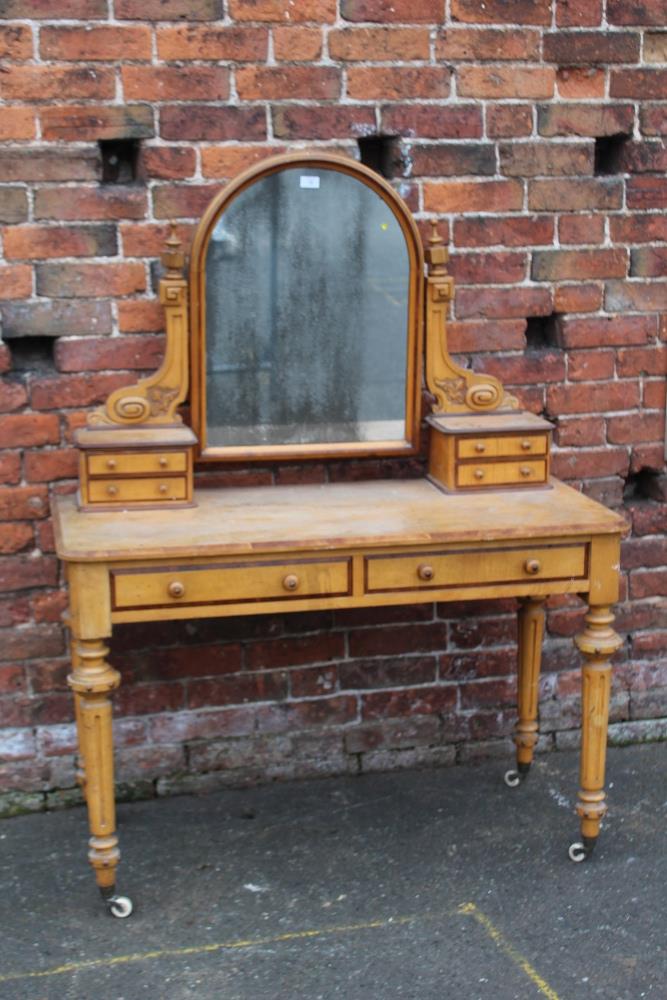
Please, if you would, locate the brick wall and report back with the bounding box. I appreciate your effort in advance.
[1,0,665,814]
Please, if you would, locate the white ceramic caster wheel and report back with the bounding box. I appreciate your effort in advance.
[568,842,587,863]
[503,769,521,788]
[108,895,134,918]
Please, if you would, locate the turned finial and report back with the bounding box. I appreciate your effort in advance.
[426,219,449,274]
[161,222,185,279]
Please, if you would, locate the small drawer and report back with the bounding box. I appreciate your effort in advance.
[366,544,587,594]
[88,476,188,504]
[88,452,188,477]
[457,434,548,460]
[456,459,547,488]
[112,558,352,610]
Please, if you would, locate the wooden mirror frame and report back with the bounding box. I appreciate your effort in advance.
[188,152,425,464]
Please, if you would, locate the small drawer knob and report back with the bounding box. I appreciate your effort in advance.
[474,468,485,480]
[283,574,300,592]
[524,559,541,575]
[521,439,532,451]
[417,564,434,582]
[106,458,117,470]
[474,442,486,453]
[168,581,185,598]
[106,484,118,497]
[520,465,532,477]
[159,457,169,468]
[158,483,169,495]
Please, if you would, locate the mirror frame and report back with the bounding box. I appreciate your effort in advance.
[189,151,424,463]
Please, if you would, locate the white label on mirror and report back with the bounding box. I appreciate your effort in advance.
[299,175,320,189]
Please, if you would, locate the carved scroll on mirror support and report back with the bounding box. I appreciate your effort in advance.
[424,221,518,415]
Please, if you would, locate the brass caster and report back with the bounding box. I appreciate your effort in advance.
[101,887,134,918]
[504,769,521,788]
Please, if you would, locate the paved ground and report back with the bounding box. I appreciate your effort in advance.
[0,743,665,1000]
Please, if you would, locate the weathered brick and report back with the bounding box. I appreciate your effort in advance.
[187,672,288,709]
[273,26,322,60]
[450,252,526,286]
[0,413,59,448]
[627,176,667,210]
[141,146,196,181]
[272,105,373,140]
[610,213,667,243]
[3,225,117,261]
[531,249,627,281]
[451,0,550,23]
[156,25,267,60]
[40,105,154,142]
[458,65,555,99]
[116,0,219,18]
[436,27,539,60]
[554,284,603,313]
[448,320,527,352]
[617,346,667,377]
[424,179,523,214]
[486,104,533,138]
[631,247,667,279]
[567,350,615,381]
[30,373,134,410]
[455,286,552,320]
[454,215,554,248]
[556,0,603,25]
[609,412,664,445]
[381,104,482,139]
[629,569,667,600]
[0,379,28,413]
[0,485,49,521]
[330,27,429,60]
[0,0,105,13]
[546,380,640,416]
[40,25,152,60]
[0,301,112,338]
[0,188,28,225]
[559,315,656,348]
[640,104,667,136]
[500,141,593,177]
[605,280,667,313]
[160,105,266,141]
[122,66,229,102]
[411,144,495,177]
[0,107,35,141]
[0,148,99,183]
[24,449,78,483]
[528,178,622,211]
[35,263,146,299]
[362,685,456,720]
[152,184,219,219]
[341,0,442,21]
[538,103,634,137]
[555,416,606,447]
[0,266,31,300]
[0,523,33,555]
[231,0,336,21]
[0,65,114,101]
[34,186,147,222]
[556,67,605,100]
[558,213,605,245]
[474,350,565,384]
[608,0,667,25]
[0,23,32,57]
[117,300,165,333]
[55,335,164,373]
[544,31,640,63]
[611,69,667,99]
[120,222,194,258]
[236,65,339,100]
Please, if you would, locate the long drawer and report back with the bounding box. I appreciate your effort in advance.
[456,459,547,488]
[88,451,188,476]
[112,557,352,610]
[457,434,548,459]
[88,477,188,503]
[365,543,587,593]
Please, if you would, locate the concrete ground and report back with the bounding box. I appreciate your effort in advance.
[0,743,664,1000]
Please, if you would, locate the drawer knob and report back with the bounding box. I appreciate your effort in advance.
[158,483,169,495]
[106,458,117,470]
[417,564,434,582]
[106,484,118,497]
[168,581,185,598]
[520,465,532,477]
[474,468,485,480]
[524,559,541,575]
[159,457,169,468]
[474,442,486,453]
[521,439,532,451]
[283,574,300,592]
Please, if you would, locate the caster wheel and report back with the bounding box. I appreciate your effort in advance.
[568,842,588,863]
[107,895,134,918]
[504,769,521,788]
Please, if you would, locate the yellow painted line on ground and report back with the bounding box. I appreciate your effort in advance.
[0,915,415,984]
[458,902,563,1000]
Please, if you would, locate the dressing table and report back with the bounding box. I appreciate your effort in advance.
[52,152,626,917]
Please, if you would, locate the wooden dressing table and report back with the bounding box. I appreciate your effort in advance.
[52,153,626,918]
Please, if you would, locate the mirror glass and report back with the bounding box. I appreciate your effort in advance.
[204,165,411,449]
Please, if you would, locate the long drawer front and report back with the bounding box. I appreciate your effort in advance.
[365,543,587,594]
[112,557,353,610]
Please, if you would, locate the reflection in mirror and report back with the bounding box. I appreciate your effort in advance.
[204,166,410,449]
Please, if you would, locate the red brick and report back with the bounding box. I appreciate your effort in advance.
[451,0,550,23]
[123,66,229,102]
[608,412,664,445]
[605,280,667,313]
[273,26,322,60]
[454,216,554,248]
[152,184,219,219]
[640,104,667,136]
[611,69,667,99]
[632,503,667,536]
[628,176,667,210]
[450,252,526,286]
[553,284,603,313]
[544,31,640,63]
[0,554,57,592]
[329,27,429,60]
[120,222,195,257]
[608,0,667,25]
[532,249,627,281]
[458,66,554,99]
[381,104,482,139]
[0,453,21,484]
[24,449,78,483]
[0,265,31,300]
[0,23,32,58]
[455,286,552,320]
[0,107,35,141]
[35,262,146,299]
[631,247,667,279]
[237,65,339,100]
[0,65,114,101]
[245,633,344,671]
[500,142,593,177]
[0,379,27,413]
[0,413,60,448]
[558,213,605,245]
[31,590,68,624]
[117,300,165,333]
[546,380,640,416]
[362,685,456,721]
[141,146,196,181]
[289,665,338,697]
[610,213,667,243]
[411,144,494,177]
[29,373,133,411]
[475,351,565,385]
[556,0,603,25]
[617,346,667,377]
[554,416,606,447]
[3,225,117,261]
[34,187,146,222]
[231,0,336,21]
[160,105,266,141]
[40,104,154,142]
[116,682,185,717]
[559,315,656,348]
[568,350,615,381]
[0,189,28,225]
[349,622,448,658]
[538,103,634,137]
[271,105,373,140]
[424,179,523,214]
[528,178,622,211]
[448,320,527,353]
[349,66,450,100]
[157,25,267,60]
[618,141,667,174]
[0,665,25,695]
[629,569,667,600]
[556,67,605,100]
[115,0,219,18]
[341,0,442,20]
[1,301,112,339]
[459,678,516,708]
[486,104,533,138]
[40,25,151,60]
[644,380,666,409]
[645,37,667,70]
[0,523,33,554]
[188,672,288,709]
[436,27,539,60]
[0,0,105,14]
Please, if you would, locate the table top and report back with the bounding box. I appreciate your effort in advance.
[53,478,627,563]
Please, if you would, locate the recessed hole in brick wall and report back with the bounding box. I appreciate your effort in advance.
[525,313,563,351]
[7,336,54,372]
[357,135,401,180]
[100,139,141,184]
[594,134,630,176]
[623,468,663,503]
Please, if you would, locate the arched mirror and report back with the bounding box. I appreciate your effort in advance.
[190,153,424,461]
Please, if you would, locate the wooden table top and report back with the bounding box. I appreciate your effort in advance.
[53,478,628,562]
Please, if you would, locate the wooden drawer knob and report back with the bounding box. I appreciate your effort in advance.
[283,574,300,592]
[520,465,532,477]
[521,439,532,451]
[474,442,486,453]
[159,457,169,468]
[168,581,185,598]
[106,458,117,470]
[417,564,434,581]
[524,559,541,575]
[106,484,118,497]
[158,483,169,495]
[474,468,485,480]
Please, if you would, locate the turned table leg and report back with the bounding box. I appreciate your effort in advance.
[505,597,545,787]
[68,637,132,917]
[569,605,622,862]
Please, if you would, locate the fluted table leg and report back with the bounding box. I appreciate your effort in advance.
[504,596,545,787]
